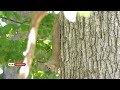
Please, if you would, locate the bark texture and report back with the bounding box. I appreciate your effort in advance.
[60,11,120,79]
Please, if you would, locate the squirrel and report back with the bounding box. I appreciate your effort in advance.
[37,13,61,73]
[18,11,48,79]
[44,13,61,73]
[18,11,61,79]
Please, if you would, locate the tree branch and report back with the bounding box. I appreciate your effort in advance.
[1,17,26,25]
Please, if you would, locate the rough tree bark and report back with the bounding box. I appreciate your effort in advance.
[60,11,120,79]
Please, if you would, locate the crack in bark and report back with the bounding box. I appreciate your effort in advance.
[61,11,120,79]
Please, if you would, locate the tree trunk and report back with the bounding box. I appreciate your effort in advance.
[60,11,120,79]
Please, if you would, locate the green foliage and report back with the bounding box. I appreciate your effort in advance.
[35,13,56,63]
[19,23,30,31]
[0,11,22,22]
[2,11,13,19]
[0,11,59,79]
[29,70,60,79]
[12,12,22,21]
[77,11,93,17]
[0,11,4,17]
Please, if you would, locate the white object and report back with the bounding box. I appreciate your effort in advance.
[0,18,7,27]
[0,68,3,74]
[63,11,77,22]
[23,27,36,56]
[19,58,29,79]
[8,63,15,66]
[50,11,77,22]
[54,11,60,14]
[0,22,7,27]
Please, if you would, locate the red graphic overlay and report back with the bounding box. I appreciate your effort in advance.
[14,63,26,66]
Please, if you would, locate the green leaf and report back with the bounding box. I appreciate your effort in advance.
[2,24,18,33]
[0,11,4,17]
[43,39,51,45]
[2,11,14,20]
[19,24,30,31]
